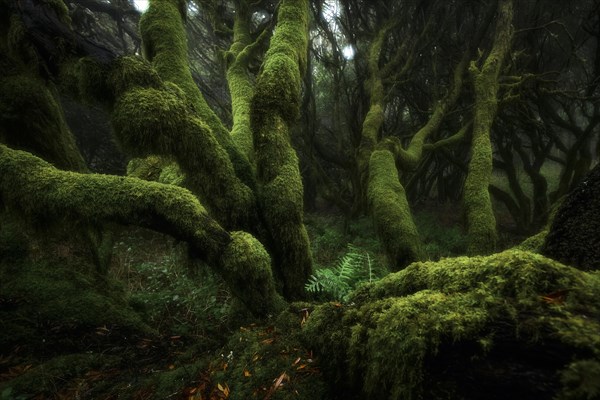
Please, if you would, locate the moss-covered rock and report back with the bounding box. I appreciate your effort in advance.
[303,250,600,400]
[542,163,600,271]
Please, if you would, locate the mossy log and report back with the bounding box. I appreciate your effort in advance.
[0,144,283,316]
[542,163,600,271]
[303,250,600,400]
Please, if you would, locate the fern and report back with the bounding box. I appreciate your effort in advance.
[305,244,382,301]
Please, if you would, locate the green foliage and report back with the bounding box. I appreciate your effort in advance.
[125,255,231,337]
[414,211,467,260]
[558,359,600,400]
[305,244,382,301]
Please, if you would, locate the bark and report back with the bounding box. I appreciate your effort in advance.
[464,0,513,255]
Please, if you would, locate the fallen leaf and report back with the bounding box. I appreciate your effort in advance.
[292,357,301,366]
[244,369,252,377]
[261,338,275,345]
[264,372,289,400]
[541,289,569,305]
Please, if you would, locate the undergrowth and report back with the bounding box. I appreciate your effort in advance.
[110,228,232,339]
[306,244,384,301]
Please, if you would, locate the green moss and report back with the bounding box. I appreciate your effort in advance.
[558,360,600,400]
[107,56,162,97]
[127,155,164,181]
[367,150,424,270]
[250,0,312,300]
[140,0,255,188]
[304,250,600,399]
[0,144,281,316]
[219,231,286,317]
[464,0,513,255]
[0,258,151,351]
[111,85,256,228]
[464,62,498,255]
[0,214,29,263]
[6,16,38,65]
[0,143,228,265]
[226,2,255,162]
[515,228,548,252]
[0,71,87,171]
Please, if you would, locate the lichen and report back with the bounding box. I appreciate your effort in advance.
[303,250,600,399]
[367,150,424,270]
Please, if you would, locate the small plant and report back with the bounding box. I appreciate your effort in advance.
[305,244,383,301]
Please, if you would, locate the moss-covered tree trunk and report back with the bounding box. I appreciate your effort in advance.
[464,0,513,255]
[139,0,257,230]
[0,143,284,316]
[357,23,425,271]
[250,0,313,300]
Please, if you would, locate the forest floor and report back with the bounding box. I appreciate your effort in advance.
[0,203,528,399]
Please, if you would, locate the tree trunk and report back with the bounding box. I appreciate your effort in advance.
[250,0,313,300]
[464,0,513,255]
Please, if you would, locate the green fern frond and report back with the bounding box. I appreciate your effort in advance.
[305,244,384,301]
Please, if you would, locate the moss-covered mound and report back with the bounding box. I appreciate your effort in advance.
[542,163,600,271]
[303,250,600,400]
